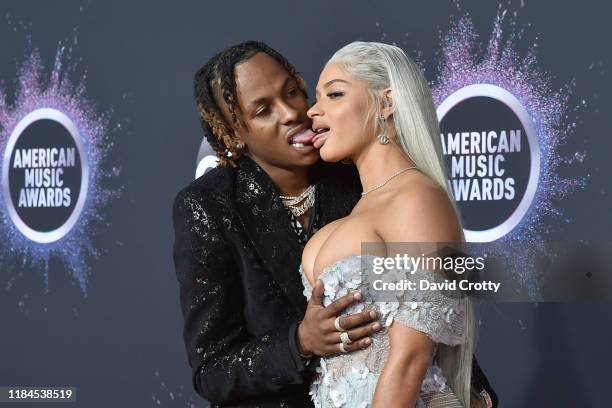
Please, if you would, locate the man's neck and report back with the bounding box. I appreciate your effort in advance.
[248,155,312,197]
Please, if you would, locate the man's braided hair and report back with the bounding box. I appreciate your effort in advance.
[194,41,308,167]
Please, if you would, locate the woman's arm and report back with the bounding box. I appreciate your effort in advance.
[372,182,463,407]
[372,323,434,407]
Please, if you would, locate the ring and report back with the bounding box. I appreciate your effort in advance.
[340,331,352,344]
[339,342,347,353]
[334,316,343,331]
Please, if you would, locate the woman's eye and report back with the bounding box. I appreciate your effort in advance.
[287,88,298,96]
[327,92,343,99]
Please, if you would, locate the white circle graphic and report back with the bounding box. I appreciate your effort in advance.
[195,154,219,179]
[436,84,540,242]
[2,108,89,243]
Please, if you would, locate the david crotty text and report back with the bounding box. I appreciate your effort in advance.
[372,279,501,293]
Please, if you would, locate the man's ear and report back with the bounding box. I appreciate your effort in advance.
[213,87,248,143]
[232,127,246,148]
[229,112,248,145]
[381,88,395,119]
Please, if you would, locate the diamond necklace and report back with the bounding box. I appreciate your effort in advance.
[279,185,315,205]
[280,185,315,217]
[361,166,418,196]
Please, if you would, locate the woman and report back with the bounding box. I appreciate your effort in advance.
[300,42,475,407]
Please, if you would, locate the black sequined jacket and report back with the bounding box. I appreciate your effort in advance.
[172,155,359,407]
[172,155,497,408]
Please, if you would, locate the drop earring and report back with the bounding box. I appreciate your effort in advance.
[377,133,390,145]
[377,116,390,145]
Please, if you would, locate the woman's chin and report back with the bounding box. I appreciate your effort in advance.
[319,152,338,163]
[319,145,343,163]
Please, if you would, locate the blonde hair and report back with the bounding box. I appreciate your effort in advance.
[328,41,475,406]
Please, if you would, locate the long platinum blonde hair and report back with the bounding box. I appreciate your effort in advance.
[328,41,475,407]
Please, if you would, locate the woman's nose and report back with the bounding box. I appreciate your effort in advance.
[307,102,321,118]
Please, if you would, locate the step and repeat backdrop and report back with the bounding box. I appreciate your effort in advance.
[1,1,610,407]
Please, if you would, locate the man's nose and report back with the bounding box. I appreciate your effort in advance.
[278,101,299,124]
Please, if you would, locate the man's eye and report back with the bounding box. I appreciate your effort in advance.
[288,88,298,96]
[327,92,343,99]
[255,107,269,117]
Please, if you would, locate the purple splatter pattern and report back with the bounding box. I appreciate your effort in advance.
[428,4,587,295]
[0,44,120,295]
[431,4,586,244]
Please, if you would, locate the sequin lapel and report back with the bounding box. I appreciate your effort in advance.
[233,157,307,315]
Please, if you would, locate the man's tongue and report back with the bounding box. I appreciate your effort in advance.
[291,129,316,144]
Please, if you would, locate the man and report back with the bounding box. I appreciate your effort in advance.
[173,41,497,407]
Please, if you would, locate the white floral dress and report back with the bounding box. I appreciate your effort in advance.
[299,254,466,408]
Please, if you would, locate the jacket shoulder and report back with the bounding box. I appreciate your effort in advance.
[174,165,235,208]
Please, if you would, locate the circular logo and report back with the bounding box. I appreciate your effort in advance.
[195,139,218,179]
[437,84,540,242]
[2,108,89,243]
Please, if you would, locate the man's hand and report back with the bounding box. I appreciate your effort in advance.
[296,279,382,356]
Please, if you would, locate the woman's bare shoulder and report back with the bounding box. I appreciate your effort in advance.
[376,175,462,243]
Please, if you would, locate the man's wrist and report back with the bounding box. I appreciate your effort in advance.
[287,320,315,379]
[296,320,314,358]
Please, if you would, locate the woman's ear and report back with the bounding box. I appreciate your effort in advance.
[381,88,395,119]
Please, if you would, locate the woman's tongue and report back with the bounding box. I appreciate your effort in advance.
[290,129,315,145]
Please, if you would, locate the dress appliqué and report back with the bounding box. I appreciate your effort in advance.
[300,254,466,408]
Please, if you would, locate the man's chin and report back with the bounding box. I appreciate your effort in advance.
[288,144,319,162]
[248,149,317,170]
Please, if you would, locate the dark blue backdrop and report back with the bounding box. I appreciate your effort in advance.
[0,1,611,407]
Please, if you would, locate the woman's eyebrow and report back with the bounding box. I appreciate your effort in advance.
[316,78,350,98]
[323,78,350,88]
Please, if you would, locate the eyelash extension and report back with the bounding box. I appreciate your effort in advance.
[327,92,343,99]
